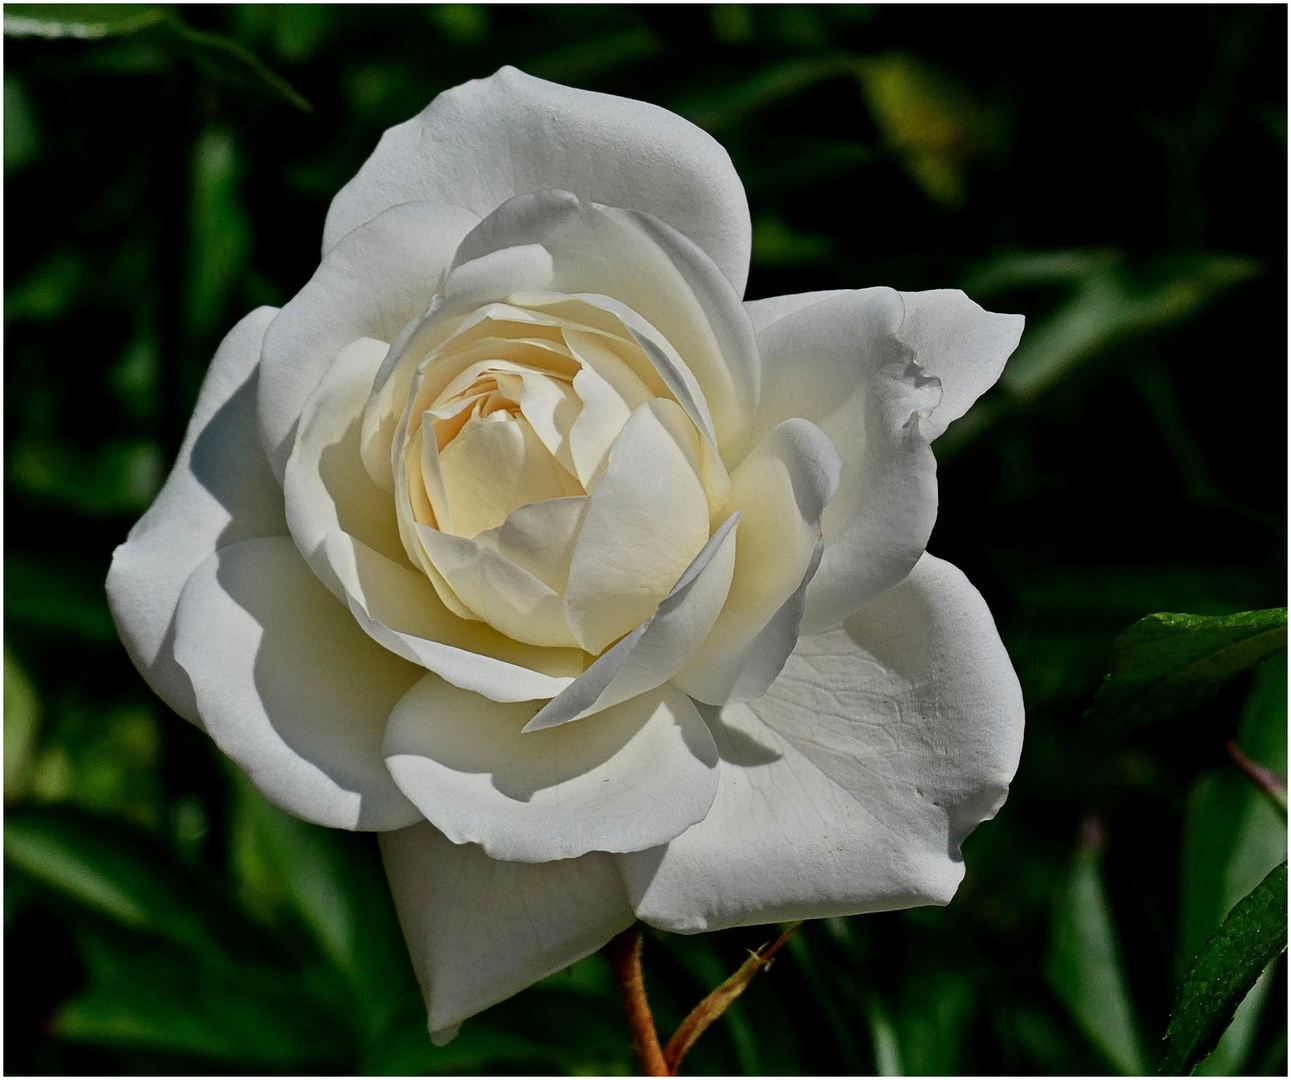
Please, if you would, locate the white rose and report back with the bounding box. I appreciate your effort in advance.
[108,67,1026,1040]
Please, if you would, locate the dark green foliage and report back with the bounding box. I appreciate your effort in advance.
[1161,864,1288,1076]
[1087,609,1288,733]
[4,5,1285,1075]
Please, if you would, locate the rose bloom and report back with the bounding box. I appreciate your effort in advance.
[109,68,1025,1040]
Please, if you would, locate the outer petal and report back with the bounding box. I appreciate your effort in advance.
[173,537,422,831]
[619,553,1024,932]
[746,287,1022,440]
[750,289,942,633]
[324,66,752,295]
[107,307,286,727]
[381,821,634,1039]
[259,201,479,479]
[893,289,1024,440]
[384,678,719,862]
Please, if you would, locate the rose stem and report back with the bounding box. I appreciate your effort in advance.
[606,925,669,1076]
[661,921,803,1075]
[1225,739,1288,814]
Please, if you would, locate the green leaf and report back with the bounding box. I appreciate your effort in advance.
[3,4,165,39]
[987,252,1260,404]
[1161,863,1288,1075]
[4,645,41,805]
[161,17,312,113]
[1086,608,1287,733]
[675,54,857,133]
[4,72,40,174]
[227,770,419,1052]
[4,809,219,953]
[1178,654,1287,1075]
[855,52,986,207]
[3,5,311,113]
[56,926,352,1067]
[1046,845,1148,1074]
[185,125,252,338]
[3,554,118,642]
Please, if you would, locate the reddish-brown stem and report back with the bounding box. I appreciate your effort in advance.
[662,921,803,1073]
[1226,739,1288,812]
[606,925,669,1076]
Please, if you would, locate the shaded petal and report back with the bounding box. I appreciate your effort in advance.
[673,419,840,705]
[324,66,752,294]
[565,400,712,655]
[384,679,718,862]
[173,537,422,831]
[751,289,942,632]
[107,307,286,728]
[259,202,478,479]
[619,553,1024,932]
[525,512,739,731]
[381,821,633,1037]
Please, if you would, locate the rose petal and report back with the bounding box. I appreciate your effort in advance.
[564,400,713,655]
[384,679,719,862]
[619,553,1025,932]
[451,193,758,453]
[322,531,582,701]
[750,288,943,632]
[107,307,286,728]
[173,537,422,831]
[284,336,581,699]
[892,289,1024,440]
[524,512,739,731]
[259,201,479,480]
[673,418,841,705]
[324,66,751,294]
[745,289,848,333]
[416,524,581,649]
[747,288,1023,441]
[380,821,633,1038]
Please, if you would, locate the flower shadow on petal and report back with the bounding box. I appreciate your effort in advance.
[695,701,782,768]
[188,366,289,551]
[390,688,675,803]
[186,538,421,831]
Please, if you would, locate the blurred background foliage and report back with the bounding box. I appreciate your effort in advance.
[3,4,1286,1074]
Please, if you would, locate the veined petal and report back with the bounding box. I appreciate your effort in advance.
[173,537,422,831]
[259,202,478,479]
[381,822,633,1039]
[107,307,286,728]
[620,553,1025,932]
[324,66,751,294]
[385,679,719,862]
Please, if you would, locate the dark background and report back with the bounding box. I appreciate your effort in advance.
[4,4,1286,1074]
